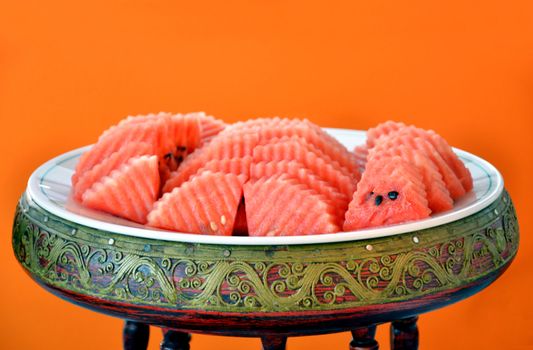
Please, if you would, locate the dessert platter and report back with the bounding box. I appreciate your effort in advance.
[12,114,519,350]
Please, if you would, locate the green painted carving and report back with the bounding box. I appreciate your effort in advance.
[12,191,518,312]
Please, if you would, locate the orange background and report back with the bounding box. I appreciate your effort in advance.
[1,1,532,349]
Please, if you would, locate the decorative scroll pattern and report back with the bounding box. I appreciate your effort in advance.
[12,192,518,312]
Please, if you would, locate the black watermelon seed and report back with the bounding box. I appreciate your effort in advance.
[370,191,374,195]
[177,146,187,152]
[375,195,383,206]
[388,191,399,200]
[176,155,184,162]
[164,153,172,160]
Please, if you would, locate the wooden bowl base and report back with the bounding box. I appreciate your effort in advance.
[123,319,419,350]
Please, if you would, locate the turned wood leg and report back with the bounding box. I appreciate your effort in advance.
[123,320,150,350]
[350,325,379,350]
[261,335,287,350]
[160,329,191,350]
[390,316,419,350]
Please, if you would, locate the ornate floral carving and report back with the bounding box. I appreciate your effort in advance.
[12,192,518,312]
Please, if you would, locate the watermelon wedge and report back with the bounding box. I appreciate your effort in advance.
[244,175,340,236]
[196,156,252,181]
[372,133,466,200]
[73,113,201,184]
[81,155,160,224]
[73,142,155,201]
[366,121,406,148]
[162,133,259,193]
[147,171,243,235]
[353,144,368,174]
[252,138,357,198]
[256,126,360,178]
[368,145,453,213]
[250,160,350,224]
[343,156,431,230]
[368,122,473,193]
[197,113,227,144]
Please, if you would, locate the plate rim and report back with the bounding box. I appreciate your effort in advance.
[26,127,504,246]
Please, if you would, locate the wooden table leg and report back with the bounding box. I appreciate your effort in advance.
[160,329,191,350]
[123,320,150,350]
[390,316,419,350]
[350,325,379,350]
[261,335,287,350]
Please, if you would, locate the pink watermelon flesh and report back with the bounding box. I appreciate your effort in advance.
[368,145,453,213]
[81,155,160,224]
[343,156,431,230]
[372,133,466,200]
[147,171,243,235]
[73,142,155,201]
[254,124,360,178]
[426,130,473,191]
[223,118,360,178]
[197,113,227,144]
[368,122,473,193]
[73,113,201,185]
[353,144,368,174]
[162,133,259,193]
[221,117,303,134]
[195,156,252,181]
[244,175,340,236]
[252,138,357,198]
[250,160,350,225]
[366,121,406,148]
[383,125,472,192]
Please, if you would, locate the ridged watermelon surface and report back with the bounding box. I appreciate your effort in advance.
[147,171,243,235]
[353,144,368,174]
[367,145,453,213]
[372,133,465,200]
[250,160,350,224]
[73,142,155,201]
[73,113,201,185]
[82,155,160,224]
[252,138,357,198]
[71,114,473,236]
[244,175,340,236]
[344,156,431,230]
[162,133,259,193]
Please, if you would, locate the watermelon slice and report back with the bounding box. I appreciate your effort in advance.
[372,133,466,200]
[73,142,155,201]
[252,138,357,198]
[426,130,473,191]
[343,156,431,230]
[250,160,350,224]
[222,117,303,134]
[147,171,243,235]
[382,125,472,192]
[255,125,360,178]
[197,113,227,144]
[353,144,368,174]
[195,156,252,181]
[366,121,406,148]
[223,118,359,177]
[73,113,201,183]
[368,122,473,193]
[162,133,259,193]
[244,175,340,236]
[81,155,160,224]
[368,145,453,213]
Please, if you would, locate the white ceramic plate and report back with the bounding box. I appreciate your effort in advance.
[26,128,503,245]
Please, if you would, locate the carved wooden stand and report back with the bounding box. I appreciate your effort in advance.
[123,318,419,350]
